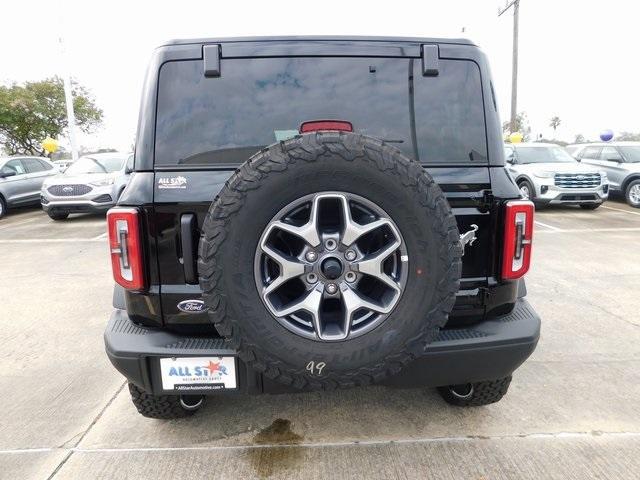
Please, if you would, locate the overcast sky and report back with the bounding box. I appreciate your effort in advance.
[1,0,638,152]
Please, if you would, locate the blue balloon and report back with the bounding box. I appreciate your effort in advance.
[600,129,614,142]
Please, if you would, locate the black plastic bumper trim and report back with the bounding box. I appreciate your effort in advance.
[104,298,540,394]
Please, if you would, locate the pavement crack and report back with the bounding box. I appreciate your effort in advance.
[46,380,127,479]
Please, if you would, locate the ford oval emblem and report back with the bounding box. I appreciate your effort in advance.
[177,299,207,313]
[576,175,586,181]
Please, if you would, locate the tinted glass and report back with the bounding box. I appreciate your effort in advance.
[65,155,125,175]
[504,146,515,161]
[23,158,47,173]
[155,57,487,166]
[3,159,26,175]
[514,146,576,164]
[413,60,487,163]
[581,146,602,159]
[38,159,54,170]
[619,146,640,163]
[600,146,622,161]
[565,145,579,155]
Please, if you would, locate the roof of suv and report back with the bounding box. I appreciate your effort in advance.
[506,143,561,148]
[162,35,477,47]
[567,141,640,148]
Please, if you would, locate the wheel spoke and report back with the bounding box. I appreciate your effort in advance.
[354,239,402,293]
[273,287,323,331]
[261,245,305,295]
[337,195,394,246]
[340,285,394,339]
[269,197,321,247]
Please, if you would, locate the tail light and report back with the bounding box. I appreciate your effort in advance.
[299,120,353,133]
[501,200,534,280]
[107,207,145,290]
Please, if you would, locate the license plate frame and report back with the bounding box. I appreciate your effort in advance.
[159,356,237,392]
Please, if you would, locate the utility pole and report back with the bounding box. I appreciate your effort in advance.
[499,0,520,133]
[57,1,79,162]
[60,44,79,163]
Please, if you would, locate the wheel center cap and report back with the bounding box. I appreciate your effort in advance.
[321,257,343,280]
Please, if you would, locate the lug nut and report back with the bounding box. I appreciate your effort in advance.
[345,271,356,283]
[305,251,318,262]
[344,250,356,261]
[306,273,318,284]
[325,239,337,251]
[325,283,338,294]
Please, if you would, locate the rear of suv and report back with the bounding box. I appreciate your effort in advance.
[104,36,541,419]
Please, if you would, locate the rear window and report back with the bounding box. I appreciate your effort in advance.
[155,57,487,167]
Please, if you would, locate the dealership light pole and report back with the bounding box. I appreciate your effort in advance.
[499,0,520,134]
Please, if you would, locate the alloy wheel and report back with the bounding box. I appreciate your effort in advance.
[629,184,640,205]
[254,192,408,341]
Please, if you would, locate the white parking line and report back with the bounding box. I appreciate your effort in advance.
[602,205,640,216]
[0,238,107,244]
[536,227,640,234]
[0,430,639,455]
[534,220,561,231]
[92,232,108,240]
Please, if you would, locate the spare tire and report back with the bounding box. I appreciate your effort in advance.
[198,132,462,390]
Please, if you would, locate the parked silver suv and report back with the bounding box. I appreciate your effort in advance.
[0,156,59,218]
[41,152,133,220]
[504,143,608,209]
[568,142,640,208]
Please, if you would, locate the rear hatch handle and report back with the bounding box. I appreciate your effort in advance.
[180,214,198,284]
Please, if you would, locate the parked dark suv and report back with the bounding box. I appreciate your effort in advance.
[104,36,541,419]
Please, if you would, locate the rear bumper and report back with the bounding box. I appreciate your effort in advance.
[105,298,540,395]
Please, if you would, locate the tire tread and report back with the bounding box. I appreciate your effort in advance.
[198,132,462,390]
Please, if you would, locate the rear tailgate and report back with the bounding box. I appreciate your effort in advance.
[148,42,499,327]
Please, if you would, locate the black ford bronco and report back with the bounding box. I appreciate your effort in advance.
[104,36,540,419]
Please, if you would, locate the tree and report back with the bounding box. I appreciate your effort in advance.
[549,116,561,133]
[0,77,102,156]
[574,134,586,144]
[537,138,568,147]
[616,131,640,141]
[503,112,531,142]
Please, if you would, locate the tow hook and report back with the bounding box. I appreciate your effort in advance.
[459,224,479,256]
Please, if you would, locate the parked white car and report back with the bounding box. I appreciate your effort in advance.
[504,143,608,209]
[40,152,133,220]
[567,142,640,208]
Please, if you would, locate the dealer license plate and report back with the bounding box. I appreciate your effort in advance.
[160,356,237,391]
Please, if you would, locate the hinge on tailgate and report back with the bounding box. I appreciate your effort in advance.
[203,44,221,77]
[421,44,440,76]
[470,190,495,213]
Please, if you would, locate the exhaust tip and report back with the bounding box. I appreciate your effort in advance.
[180,395,204,411]
[449,383,474,400]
